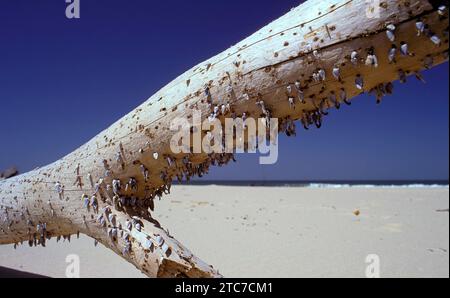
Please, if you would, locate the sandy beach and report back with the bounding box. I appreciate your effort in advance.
[0,185,448,278]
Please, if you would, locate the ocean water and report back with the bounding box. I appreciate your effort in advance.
[175,180,449,188]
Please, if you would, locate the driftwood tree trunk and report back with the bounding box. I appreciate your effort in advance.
[0,0,448,277]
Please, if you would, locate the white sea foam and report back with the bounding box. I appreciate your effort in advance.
[306,183,449,189]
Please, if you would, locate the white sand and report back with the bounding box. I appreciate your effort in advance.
[0,186,448,278]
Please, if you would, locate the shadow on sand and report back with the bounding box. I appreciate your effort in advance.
[0,266,49,278]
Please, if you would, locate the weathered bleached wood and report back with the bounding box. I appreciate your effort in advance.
[0,0,448,277]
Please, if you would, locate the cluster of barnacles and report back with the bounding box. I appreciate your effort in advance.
[10,221,80,249]
[281,6,448,133]
[7,4,447,262]
[201,5,448,140]
[76,171,172,258]
[93,197,173,259]
[174,153,236,182]
[90,201,172,258]
[59,140,237,258]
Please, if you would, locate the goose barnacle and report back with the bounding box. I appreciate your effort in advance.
[329,91,340,109]
[385,82,394,95]
[91,195,98,213]
[82,194,90,209]
[126,177,138,192]
[370,85,384,105]
[288,97,295,109]
[55,182,64,199]
[108,213,116,226]
[112,179,121,195]
[111,228,118,241]
[143,238,154,251]
[388,45,397,64]
[140,164,149,182]
[155,235,165,246]
[400,41,412,56]
[135,223,142,232]
[96,214,104,223]
[286,85,293,95]
[300,114,309,130]
[166,157,174,167]
[161,243,171,257]
[312,71,320,82]
[332,65,341,81]
[340,88,351,106]
[313,49,320,59]
[294,80,305,102]
[350,50,359,65]
[424,55,434,69]
[36,223,43,234]
[122,241,131,255]
[213,105,220,116]
[256,100,268,115]
[100,216,106,227]
[204,86,211,97]
[416,19,425,36]
[414,71,426,83]
[386,24,396,42]
[398,69,407,83]
[242,112,248,128]
[285,116,296,137]
[378,83,387,95]
[318,69,326,81]
[225,103,231,113]
[365,48,378,67]
[61,234,70,243]
[119,196,127,208]
[355,74,364,90]
[115,152,125,169]
[438,5,447,19]
[312,111,322,129]
[94,182,102,194]
[208,113,216,123]
[318,99,329,116]
[430,33,441,45]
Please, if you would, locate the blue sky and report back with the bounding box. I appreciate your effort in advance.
[0,0,448,181]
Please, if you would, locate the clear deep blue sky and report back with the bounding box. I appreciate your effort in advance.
[0,0,448,181]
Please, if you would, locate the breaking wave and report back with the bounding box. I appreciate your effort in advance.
[184,180,449,188]
[306,183,449,189]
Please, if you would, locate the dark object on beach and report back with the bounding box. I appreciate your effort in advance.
[436,209,449,212]
[0,167,19,180]
[0,266,48,278]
